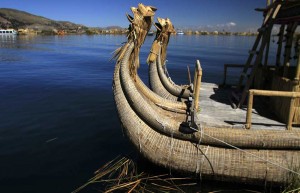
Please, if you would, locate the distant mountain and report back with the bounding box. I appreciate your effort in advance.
[0,8,85,30]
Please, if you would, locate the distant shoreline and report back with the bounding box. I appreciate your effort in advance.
[15,28,259,36]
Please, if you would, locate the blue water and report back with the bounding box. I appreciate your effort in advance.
[0,35,273,192]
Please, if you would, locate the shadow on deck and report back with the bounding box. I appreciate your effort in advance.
[196,82,298,130]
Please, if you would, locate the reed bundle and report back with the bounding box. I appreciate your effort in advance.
[72,156,195,193]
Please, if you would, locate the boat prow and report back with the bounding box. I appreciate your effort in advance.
[113,2,300,185]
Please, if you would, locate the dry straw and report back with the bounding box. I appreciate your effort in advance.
[72,156,195,193]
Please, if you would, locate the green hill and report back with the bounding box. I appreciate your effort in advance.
[0,8,85,30]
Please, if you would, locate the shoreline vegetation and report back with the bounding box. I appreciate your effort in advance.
[1,8,298,37]
[0,8,261,36]
[13,28,300,37]
[17,28,261,36]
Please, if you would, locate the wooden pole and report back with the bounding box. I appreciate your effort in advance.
[187,65,191,85]
[245,89,300,130]
[250,89,300,97]
[194,60,202,112]
[287,98,295,130]
[246,91,254,129]
[193,65,197,86]
[264,27,271,66]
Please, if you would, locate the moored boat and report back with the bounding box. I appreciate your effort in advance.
[0,29,18,35]
[176,30,184,35]
[113,2,300,185]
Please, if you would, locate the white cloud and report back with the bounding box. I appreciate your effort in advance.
[213,22,237,28]
[226,22,236,27]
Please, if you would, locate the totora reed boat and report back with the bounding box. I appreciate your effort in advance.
[113,2,300,185]
[147,17,192,102]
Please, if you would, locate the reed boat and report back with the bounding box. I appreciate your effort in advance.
[147,18,192,101]
[113,2,300,185]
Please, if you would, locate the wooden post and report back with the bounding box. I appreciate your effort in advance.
[246,91,254,129]
[264,27,271,66]
[245,89,300,130]
[193,65,198,90]
[287,98,295,130]
[187,65,191,85]
[194,60,202,112]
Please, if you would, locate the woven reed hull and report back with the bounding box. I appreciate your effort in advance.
[149,60,181,101]
[118,43,300,148]
[253,67,300,125]
[135,66,187,112]
[113,45,300,184]
[148,50,191,99]
[270,76,300,124]
[120,45,300,150]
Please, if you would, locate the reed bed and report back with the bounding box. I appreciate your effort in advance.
[282,166,300,193]
[72,156,196,193]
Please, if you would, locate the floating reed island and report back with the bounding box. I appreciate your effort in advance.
[112,1,300,186]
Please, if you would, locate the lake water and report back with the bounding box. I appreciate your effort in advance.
[0,35,277,193]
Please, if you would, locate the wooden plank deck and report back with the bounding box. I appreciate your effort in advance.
[196,82,299,130]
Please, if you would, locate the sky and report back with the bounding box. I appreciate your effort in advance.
[1,0,267,32]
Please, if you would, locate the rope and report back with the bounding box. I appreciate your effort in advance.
[168,132,174,175]
[195,124,215,175]
[199,128,300,176]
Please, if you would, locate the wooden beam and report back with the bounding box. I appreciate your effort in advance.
[250,89,300,97]
[246,91,254,129]
[194,60,202,112]
[245,89,300,130]
[287,98,296,130]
